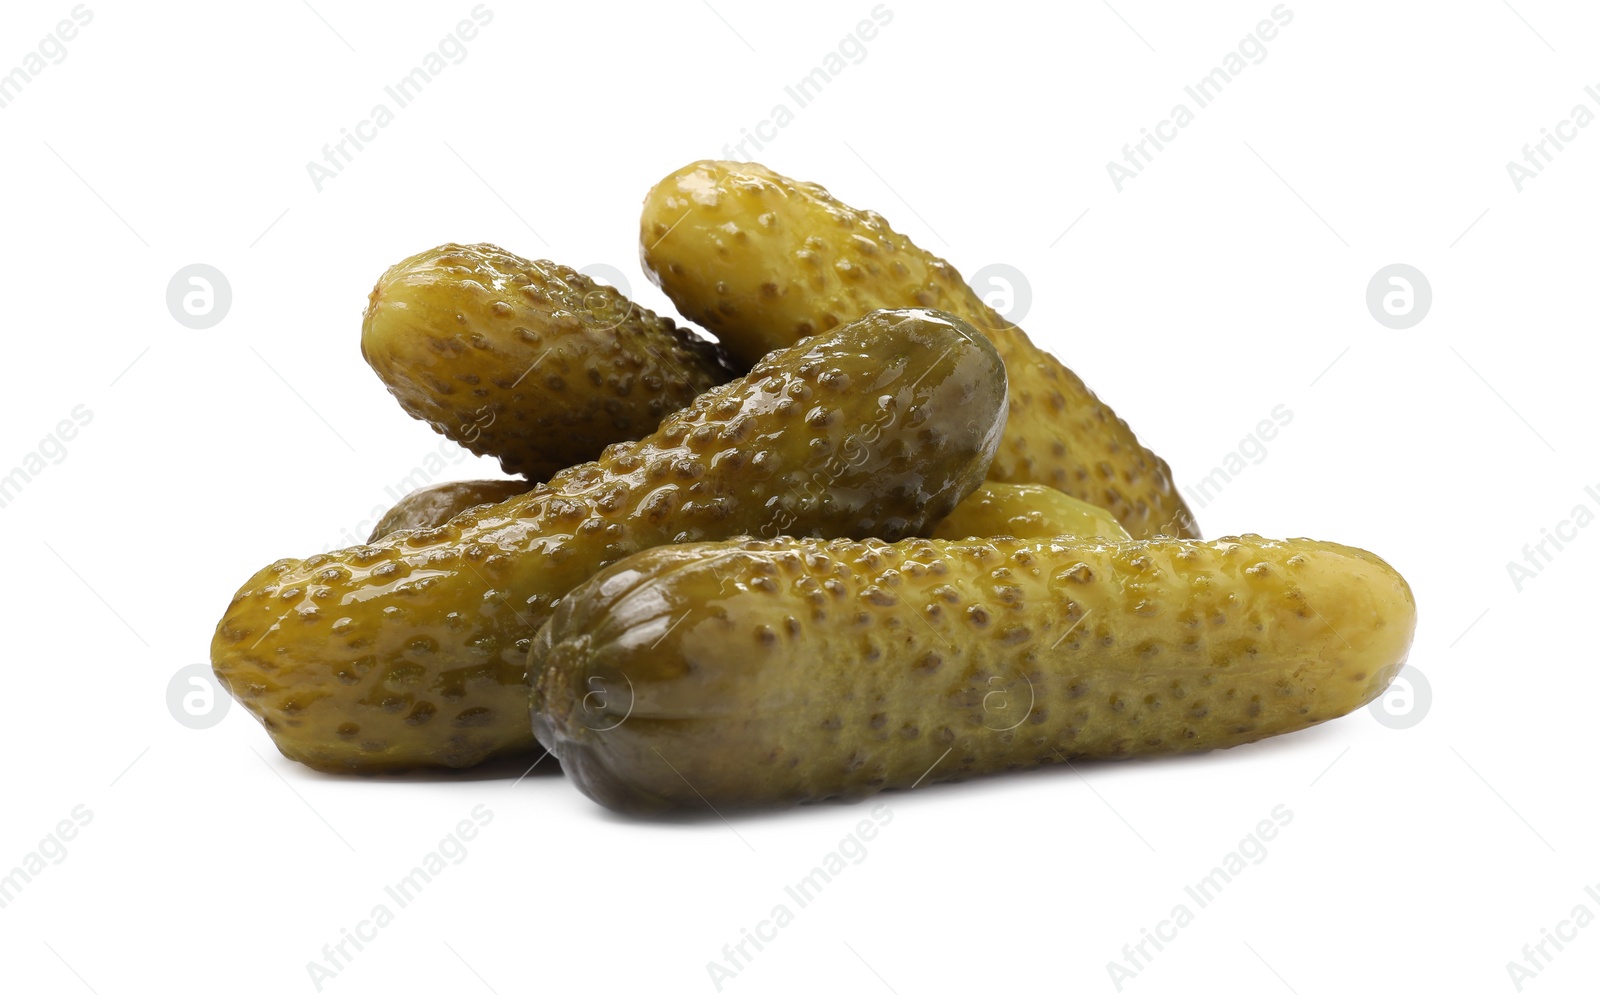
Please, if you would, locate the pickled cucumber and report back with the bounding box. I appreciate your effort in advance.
[531,534,1415,812]
[932,482,1130,542]
[368,479,532,542]
[213,308,1008,771]
[373,479,1123,547]
[640,161,1198,540]
[363,243,739,481]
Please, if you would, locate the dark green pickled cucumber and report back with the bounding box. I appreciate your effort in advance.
[213,309,1008,771]
[531,535,1416,813]
[641,161,1199,538]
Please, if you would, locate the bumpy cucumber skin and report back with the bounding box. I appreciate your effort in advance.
[361,455,1115,557]
[932,482,1131,541]
[531,535,1415,813]
[363,243,739,481]
[214,309,1008,772]
[640,161,1198,540]
[368,479,532,542]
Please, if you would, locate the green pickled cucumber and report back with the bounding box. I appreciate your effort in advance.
[213,308,1008,772]
[531,534,1416,813]
[932,482,1130,541]
[373,479,1127,546]
[363,243,739,481]
[640,160,1198,539]
[368,479,533,542]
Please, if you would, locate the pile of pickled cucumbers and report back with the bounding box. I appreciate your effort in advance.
[211,161,1416,815]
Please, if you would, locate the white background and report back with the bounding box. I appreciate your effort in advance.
[1,1,1595,992]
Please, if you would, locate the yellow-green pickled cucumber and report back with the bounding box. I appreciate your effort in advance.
[368,479,533,542]
[363,243,738,481]
[214,308,1008,772]
[531,534,1415,812]
[933,482,1130,541]
[640,161,1197,540]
